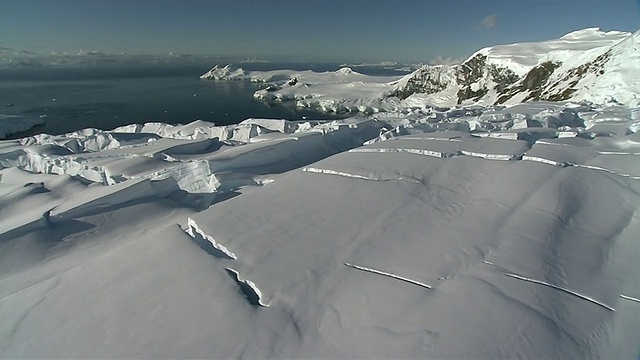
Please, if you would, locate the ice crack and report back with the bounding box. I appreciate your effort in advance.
[302,167,372,180]
[349,147,460,159]
[573,164,640,180]
[344,263,432,289]
[185,218,237,260]
[521,155,570,167]
[302,167,420,183]
[504,273,615,311]
[459,150,516,161]
[349,147,518,161]
[521,155,640,178]
[619,294,640,303]
[225,268,269,307]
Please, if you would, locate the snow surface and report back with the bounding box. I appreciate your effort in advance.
[2,101,640,358]
[470,27,629,75]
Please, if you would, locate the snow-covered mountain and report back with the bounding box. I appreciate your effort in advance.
[203,28,639,114]
[390,28,640,107]
[199,64,247,80]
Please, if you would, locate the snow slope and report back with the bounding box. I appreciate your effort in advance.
[2,102,640,358]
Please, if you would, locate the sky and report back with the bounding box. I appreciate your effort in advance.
[1,0,639,63]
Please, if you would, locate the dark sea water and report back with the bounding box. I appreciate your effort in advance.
[0,62,404,137]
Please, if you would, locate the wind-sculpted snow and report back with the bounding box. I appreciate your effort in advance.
[2,103,640,358]
[1,118,382,191]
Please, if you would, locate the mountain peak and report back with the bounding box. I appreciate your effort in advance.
[560,27,630,40]
[388,27,639,107]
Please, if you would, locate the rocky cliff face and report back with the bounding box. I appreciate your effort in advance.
[387,28,639,107]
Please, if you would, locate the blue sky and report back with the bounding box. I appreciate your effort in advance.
[1,0,639,63]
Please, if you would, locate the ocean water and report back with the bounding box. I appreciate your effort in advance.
[0,62,402,137]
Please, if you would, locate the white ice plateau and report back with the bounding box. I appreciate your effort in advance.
[2,28,640,359]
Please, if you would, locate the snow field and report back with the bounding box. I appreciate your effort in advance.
[2,102,640,358]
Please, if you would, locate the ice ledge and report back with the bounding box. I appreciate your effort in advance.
[186,218,237,260]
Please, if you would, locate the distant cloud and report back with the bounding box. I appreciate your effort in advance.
[478,14,498,30]
[429,55,465,66]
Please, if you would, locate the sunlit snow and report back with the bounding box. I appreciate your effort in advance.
[2,100,640,358]
[2,27,640,359]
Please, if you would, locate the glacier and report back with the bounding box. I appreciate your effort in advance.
[2,100,640,358]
